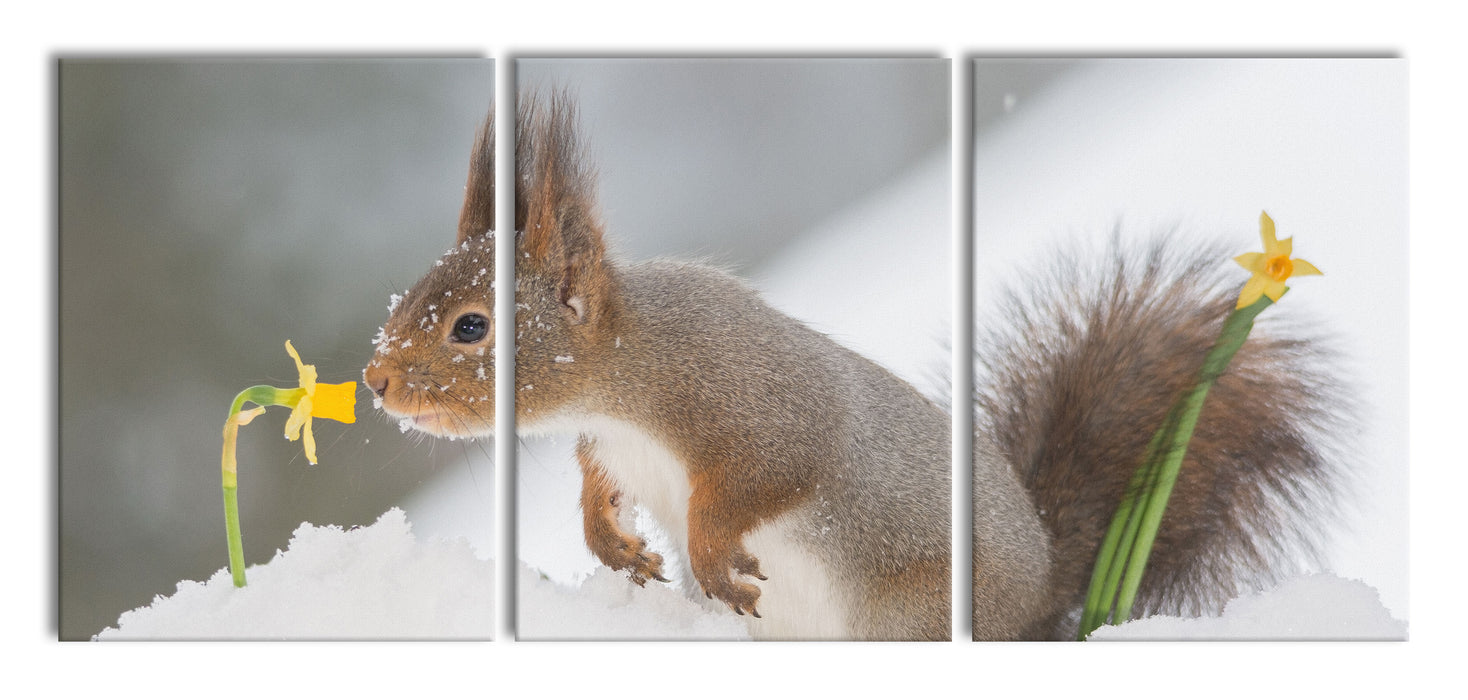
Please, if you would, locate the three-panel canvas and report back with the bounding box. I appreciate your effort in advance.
[60,57,1406,642]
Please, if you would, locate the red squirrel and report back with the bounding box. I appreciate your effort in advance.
[364,93,1344,640]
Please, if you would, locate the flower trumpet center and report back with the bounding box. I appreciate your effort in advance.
[1264,254,1294,282]
[311,382,358,424]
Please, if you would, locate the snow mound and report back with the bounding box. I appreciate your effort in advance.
[93,506,1395,642]
[94,508,493,640]
[1089,574,1406,641]
[518,565,750,640]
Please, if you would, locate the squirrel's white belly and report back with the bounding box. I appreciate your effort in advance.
[526,410,851,640]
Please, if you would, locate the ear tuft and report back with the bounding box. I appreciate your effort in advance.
[457,90,612,326]
[516,90,611,325]
[517,90,603,266]
[456,109,494,245]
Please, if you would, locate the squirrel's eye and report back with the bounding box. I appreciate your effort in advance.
[451,313,489,343]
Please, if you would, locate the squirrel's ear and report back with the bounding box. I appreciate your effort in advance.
[518,93,609,326]
[456,109,494,246]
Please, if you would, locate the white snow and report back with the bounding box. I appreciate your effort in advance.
[92,506,750,641]
[93,509,492,640]
[1090,574,1405,641]
[518,565,750,640]
[92,504,1399,641]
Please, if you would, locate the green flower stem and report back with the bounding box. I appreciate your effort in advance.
[220,384,301,587]
[1078,293,1275,638]
[1111,295,1271,619]
[222,483,246,587]
[1077,407,1175,638]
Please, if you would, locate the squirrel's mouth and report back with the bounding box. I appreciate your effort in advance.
[409,411,446,431]
[380,404,494,440]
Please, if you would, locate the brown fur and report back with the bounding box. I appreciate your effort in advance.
[859,555,951,640]
[577,441,667,586]
[498,96,951,636]
[456,109,494,244]
[974,238,1345,639]
[497,97,857,626]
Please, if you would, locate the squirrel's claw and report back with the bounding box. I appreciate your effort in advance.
[731,549,766,581]
[696,573,763,618]
[692,543,767,618]
[624,548,667,587]
[590,531,669,587]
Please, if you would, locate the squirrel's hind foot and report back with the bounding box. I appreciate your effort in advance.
[693,545,765,617]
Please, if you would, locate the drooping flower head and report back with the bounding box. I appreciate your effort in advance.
[282,340,357,464]
[1232,211,1322,309]
[218,340,360,587]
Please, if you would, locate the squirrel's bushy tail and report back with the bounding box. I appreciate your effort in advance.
[974,234,1348,639]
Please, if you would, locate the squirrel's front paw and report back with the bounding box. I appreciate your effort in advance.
[594,533,669,587]
[694,548,765,617]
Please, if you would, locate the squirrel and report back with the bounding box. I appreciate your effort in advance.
[363,92,1344,641]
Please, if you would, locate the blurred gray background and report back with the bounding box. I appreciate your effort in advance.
[514,59,949,267]
[59,59,496,640]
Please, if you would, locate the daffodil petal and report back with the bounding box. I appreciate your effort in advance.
[285,340,317,393]
[1234,252,1266,273]
[1259,211,1277,250]
[1291,258,1323,277]
[311,382,358,424]
[303,416,318,465]
[284,396,311,441]
[1237,274,1269,309]
[284,339,304,372]
[1263,279,1288,302]
[235,406,268,427]
[1275,236,1293,258]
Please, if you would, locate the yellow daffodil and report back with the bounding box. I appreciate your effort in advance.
[282,339,357,465]
[1232,211,1323,309]
[219,340,359,586]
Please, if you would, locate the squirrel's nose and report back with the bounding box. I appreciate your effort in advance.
[363,365,390,398]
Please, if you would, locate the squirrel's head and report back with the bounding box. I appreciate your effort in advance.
[365,92,613,438]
